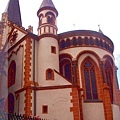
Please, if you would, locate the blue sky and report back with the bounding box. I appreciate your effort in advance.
[0,0,120,86]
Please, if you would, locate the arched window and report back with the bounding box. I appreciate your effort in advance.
[47,16,51,24]
[64,63,71,81]
[8,93,14,113]
[83,60,98,100]
[100,39,103,47]
[72,37,77,46]
[8,60,16,87]
[51,17,55,24]
[84,37,89,45]
[60,59,72,82]
[60,40,65,49]
[46,69,54,80]
[96,38,100,46]
[66,39,70,47]
[104,61,113,102]
[78,37,82,45]
[89,37,94,45]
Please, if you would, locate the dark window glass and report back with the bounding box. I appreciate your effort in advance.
[8,93,14,113]
[47,16,51,23]
[51,46,56,54]
[84,60,98,100]
[78,37,82,45]
[60,40,65,49]
[84,69,92,99]
[72,38,77,46]
[8,61,16,87]
[90,68,98,99]
[89,37,94,45]
[84,37,89,45]
[64,63,71,81]
[96,38,100,46]
[46,69,54,80]
[104,62,113,102]
[42,105,48,114]
[66,39,70,47]
[100,39,103,47]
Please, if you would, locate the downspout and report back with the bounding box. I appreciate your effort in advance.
[33,38,36,116]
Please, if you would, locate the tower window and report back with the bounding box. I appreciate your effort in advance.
[51,46,56,54]
[42,105,48,114]
[47,16,51,23]
[46,69,54,80]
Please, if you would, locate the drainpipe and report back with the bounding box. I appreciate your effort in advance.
[33,38,36,116]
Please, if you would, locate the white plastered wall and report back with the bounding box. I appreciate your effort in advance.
[82,102,105,120]
[36,88,73,120]
[112,104,120,120]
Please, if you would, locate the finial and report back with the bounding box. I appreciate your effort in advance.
[98,24,103,34]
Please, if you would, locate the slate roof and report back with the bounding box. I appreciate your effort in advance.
[6,0,22,26]
[40,0,56,9]
[38,0,58,16]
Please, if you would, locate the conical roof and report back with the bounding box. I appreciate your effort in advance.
[40,0,56,9]
[37,0,58,16]
[6,0,22,26]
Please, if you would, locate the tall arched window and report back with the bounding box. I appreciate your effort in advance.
[64,63,71,81]
[83,60,98,100]
[46,69,54,80]
[60,58,72,82]
[8,93,14,113]
[8,60,16,87]
[104,61,113,102]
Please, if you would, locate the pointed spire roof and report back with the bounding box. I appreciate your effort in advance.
[37,0,58,16]
[6,0,22,26]
[40,0,55,9]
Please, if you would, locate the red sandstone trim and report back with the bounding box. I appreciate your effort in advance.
[23,37,32,116]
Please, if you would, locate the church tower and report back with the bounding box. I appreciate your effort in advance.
[37,0,59,85]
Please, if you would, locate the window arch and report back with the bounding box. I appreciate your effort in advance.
[46,69,54,80]
[82,59,98,100]
[8,93,14,113]
[104,60,113,102]
[8,60,16,87]
[60,59,72,82]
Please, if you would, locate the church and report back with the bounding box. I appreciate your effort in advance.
[0,0,120,120]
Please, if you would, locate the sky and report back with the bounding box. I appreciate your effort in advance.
[0,0,120,86]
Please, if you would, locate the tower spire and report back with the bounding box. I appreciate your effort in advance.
[6,0,22,26]
[37,0,58,16]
